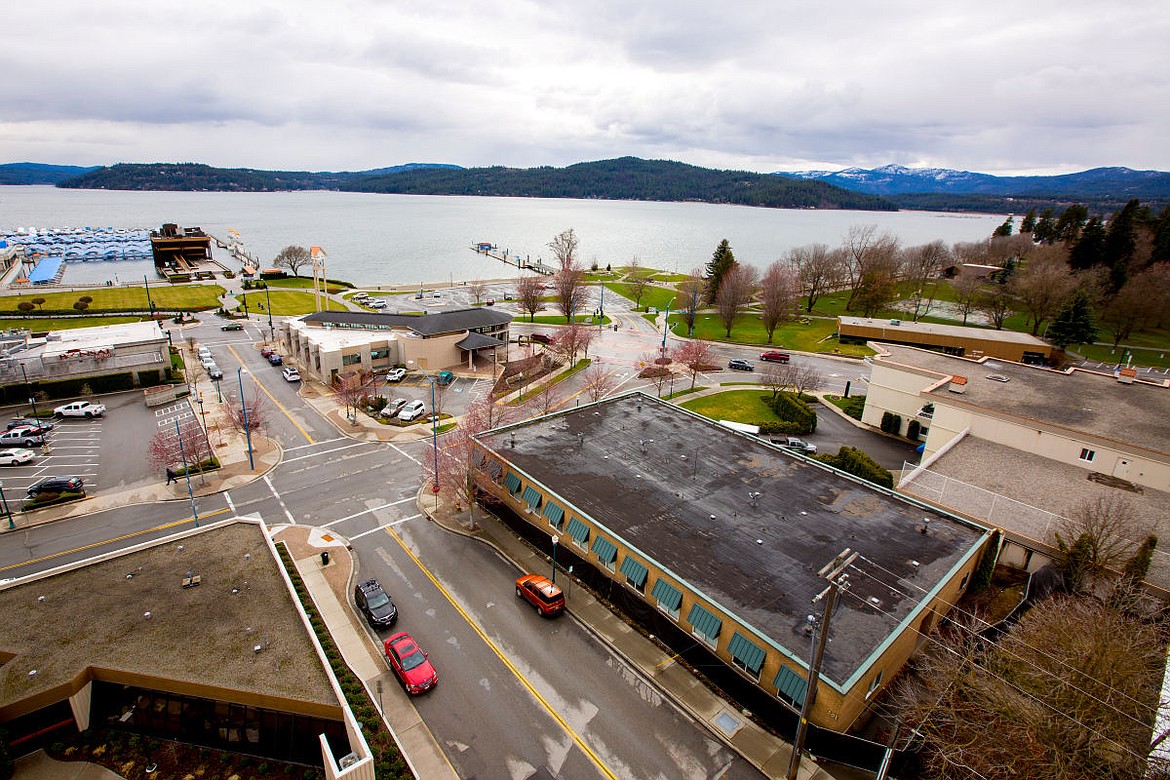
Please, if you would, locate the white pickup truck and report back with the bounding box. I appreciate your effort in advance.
[54,400,107,418]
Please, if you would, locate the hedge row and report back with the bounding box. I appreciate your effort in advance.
[275,543,413,780]
[761,392,817,434]
[816,446,894,489]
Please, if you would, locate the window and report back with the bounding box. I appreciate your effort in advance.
[341,353,362,366]
[565,517,590,548]
[521,486,543,512]
[651,579,681,620]
[687,603,722,649]
[960,572,970,590]
[867,670,883,698]
[592,536,618,572]
[727,632,766,681]
[1079,448,1096,463]
[619,556,648,593]
[543,502,565,531]
[774,666,808,709]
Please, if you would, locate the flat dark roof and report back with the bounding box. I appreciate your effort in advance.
[303,308,511,335]
[0,521,338,718]
[479,393,987,686]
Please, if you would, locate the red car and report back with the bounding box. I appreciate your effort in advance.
[515,574,565,617]
[384,632,438,695]
[529,333,556,345]
[759,350,790,363]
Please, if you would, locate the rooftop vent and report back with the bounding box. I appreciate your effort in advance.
[948,375,968,393]
[1118,367,1137,384]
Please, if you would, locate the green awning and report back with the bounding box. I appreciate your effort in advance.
[687,603,723,641]
[728,631,766,674]
[592,536,617,564]
[619,556,648,587]
[543,502,565,528]
[522,485,542,509]
[504,473,521,495]
[774,665,808,706]
[566,517,590,543]
[651,579,682,611]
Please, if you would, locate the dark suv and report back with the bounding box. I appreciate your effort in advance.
[354,578,399,628]
[27,476,85,497]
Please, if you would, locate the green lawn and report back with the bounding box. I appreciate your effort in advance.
[2,284,224,313]
[679,389,784,426]
[606,283,678,312]
[263,277,349,293]
[1075,343,1170,369]
[0,315,145,331]
[650,272,691,282]
[238,289,347,315]
[520,314,611,326]
[672,313,872,356]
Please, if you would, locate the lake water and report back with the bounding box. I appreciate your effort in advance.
[0,186,1005,287]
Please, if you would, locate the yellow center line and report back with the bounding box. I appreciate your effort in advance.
[386,527,619,780]
[0,508,231,573]
[226,345,314,445]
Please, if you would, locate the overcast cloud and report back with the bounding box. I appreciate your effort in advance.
[3,0,1167,174]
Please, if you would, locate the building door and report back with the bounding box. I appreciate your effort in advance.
[1113,458,1131,479]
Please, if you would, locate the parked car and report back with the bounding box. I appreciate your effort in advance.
[221,322,244,331]
[0,448,35,466]
[7,418,53,432]
[354,578,399,628]
[387,367,407,382]
[382,398,409,418]
[384,632,437,695]
[260,346,276,358]
[200,355,216,369]
[436,371,454,386]
[0,428,45,447]
[353,292,369,301]
[197,347,212,360]
[267,353,283,366]
[515,574,565,617]
[26,475,84,498]
[207,365,224,381]
[397,400,426,422]
[530,333,555,345]
[777,436,818,455]
[485,299,495,306]
[369,299,388,309]
[728,359,755,372]
[54,400,106,418]
[282,367,301,382]
[759,351,790,363]
[432,292,441,298]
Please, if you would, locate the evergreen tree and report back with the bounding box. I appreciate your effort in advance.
[1055,204,1089,242]
[1020,209,1037,234]
[1121,535,1157,584]
[1046,290,1097,347]
[1152,203,1170,263]
[704,239,736,303]
[993,216,1014,237]
[1034,208,1057,243]
[1068,216,1106,270]
[1102,198,1141,292]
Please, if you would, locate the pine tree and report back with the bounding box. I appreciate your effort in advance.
[1021,209,1037,234]
[1121,535,1157,584]
[1102,198,1141,292]
[993,216,1014,237]
[1034,208,1057,243]
[1068,216,1106,270]
[1046,290,1097,348]
[704,239,736,303]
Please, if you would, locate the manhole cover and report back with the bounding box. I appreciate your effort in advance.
[713,711,742,736]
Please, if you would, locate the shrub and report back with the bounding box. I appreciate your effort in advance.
[907,419,921,440]
[969,530,1001,594]
[818,446,894,489]
[1122,535,1158,584]
[880,411,902,434]
[761,392,817,434]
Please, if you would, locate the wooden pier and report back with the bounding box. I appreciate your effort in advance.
[470,243,554,275]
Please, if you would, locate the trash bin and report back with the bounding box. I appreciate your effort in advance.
[320,551,330,566]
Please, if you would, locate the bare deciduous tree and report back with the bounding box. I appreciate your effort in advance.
[273,245,312,277]
[791,365,826,397]
[1012,243,1077,335]
[553,259,588,323]
[787,243,842,313]
[902,241,951,321]
[841,225,900,310]
[950,273,983,325]
[554,323,595,365]
[515,275,544,322]
[1055,494,1148,586]
[758,261,800,343]
[715,263,757,337]
[331,370,371,421]
[625,256,655,310]
[674,267,705,337]
[421,395,515,526]
[146,416,213,473]
[581,364,618,402]
[897,593,1165,780]
[547,227,579,268]
[636,351,674,398]
[523,384,561,418]
[467,280,487,304]
[670,339,716,389]
[978,284,1014,330]
[224,386,270,435]
[760,361,797,398]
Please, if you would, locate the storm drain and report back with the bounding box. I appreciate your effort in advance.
[712,710,743,737]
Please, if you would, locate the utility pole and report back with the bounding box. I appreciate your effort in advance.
[787,548,858,780]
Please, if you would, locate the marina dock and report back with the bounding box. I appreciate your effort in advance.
[471,242,555,275]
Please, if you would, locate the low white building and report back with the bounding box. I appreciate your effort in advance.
[0,320,170,392]
[278,309,511,385]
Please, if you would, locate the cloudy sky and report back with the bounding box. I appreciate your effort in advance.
[4,1,1168,175]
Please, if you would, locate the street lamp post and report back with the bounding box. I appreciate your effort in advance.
[19,363,38,420]
[599,282,605,330]
[661,302,673,353]
[237,367,254,470]
[408,361,440,501]
[551,535,558,584]
[1,481,13,530]
[263,284,274,334]
[175,419,200,526]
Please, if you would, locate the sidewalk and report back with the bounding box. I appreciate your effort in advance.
[418,490,843,780]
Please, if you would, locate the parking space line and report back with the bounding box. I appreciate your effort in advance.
[350,513,421,539]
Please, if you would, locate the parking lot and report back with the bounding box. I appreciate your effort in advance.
[1,390,180,502]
